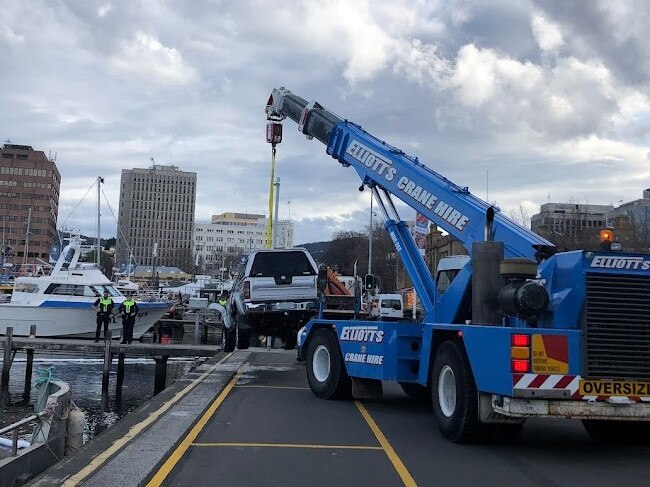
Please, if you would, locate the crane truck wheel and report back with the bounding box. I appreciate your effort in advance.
[431,341,482,443]
[306,328,351,399]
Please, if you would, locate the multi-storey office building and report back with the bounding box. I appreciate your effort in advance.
[530,203,613,240]
[607,189,650,241]
[194,212,294,274]
[0,143,61,262]
[116,164,196,272]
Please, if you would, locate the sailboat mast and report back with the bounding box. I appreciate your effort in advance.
[97,176,101,266]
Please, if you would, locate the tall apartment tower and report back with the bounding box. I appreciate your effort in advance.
[116,164,196,272]
[0,143,61,263]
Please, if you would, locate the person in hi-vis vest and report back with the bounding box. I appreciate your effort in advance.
[118,297,139,344]
[94,290,115,342]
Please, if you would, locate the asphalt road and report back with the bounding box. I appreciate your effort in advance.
[153,349,650,487]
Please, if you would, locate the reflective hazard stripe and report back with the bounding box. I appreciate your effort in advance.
[512,374,650,403]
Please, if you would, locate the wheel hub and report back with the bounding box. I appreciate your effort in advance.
[313,345,331,382]
[438,365,457,417]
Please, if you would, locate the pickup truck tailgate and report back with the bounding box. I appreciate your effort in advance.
[250,276,317,301]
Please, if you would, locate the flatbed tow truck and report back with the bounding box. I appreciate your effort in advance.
[265,88,650,443]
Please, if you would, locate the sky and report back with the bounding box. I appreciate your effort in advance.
[1,0,649,245]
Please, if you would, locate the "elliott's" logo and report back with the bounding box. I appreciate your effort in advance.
[590,256,650,270]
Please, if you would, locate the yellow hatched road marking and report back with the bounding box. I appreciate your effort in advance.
[146,371,242,487]
[355,400,418,487]
[191,442,383,450]
[61,352,234,487]
[235,384,309,390]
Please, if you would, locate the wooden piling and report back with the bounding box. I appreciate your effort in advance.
[101,330,112,410]
[153,355,168,395]
[1,326,13,409]
[116,352,125,394]
[23,325,36,403]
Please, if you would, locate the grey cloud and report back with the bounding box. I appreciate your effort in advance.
[1,0,649,246]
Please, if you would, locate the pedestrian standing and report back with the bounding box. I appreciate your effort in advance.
[94,290,115,342]
[118,296,139,344]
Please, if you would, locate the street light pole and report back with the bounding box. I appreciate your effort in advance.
[368,192,373,275]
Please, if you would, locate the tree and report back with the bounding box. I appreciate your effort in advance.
[319,225,399,293]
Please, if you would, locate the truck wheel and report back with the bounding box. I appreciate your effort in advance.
[431,341,482,443]
[399,382,430,403]
[306,328,351,399]
[237,327,250,350]
[582,420,650,444]
[222,326,235,353]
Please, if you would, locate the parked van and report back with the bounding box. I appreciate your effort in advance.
[370,293,404,320]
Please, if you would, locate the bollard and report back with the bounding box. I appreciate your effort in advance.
[66,407,85,456]
[23,324,36,403]
[1,326,13,409]
[101,330,112,410]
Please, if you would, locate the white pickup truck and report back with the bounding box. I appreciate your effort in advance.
[223,248,320,352]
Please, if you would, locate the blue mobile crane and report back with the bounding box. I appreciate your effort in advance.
[266,88,650,443]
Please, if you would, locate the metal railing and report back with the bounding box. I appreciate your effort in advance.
[0,411,46,456]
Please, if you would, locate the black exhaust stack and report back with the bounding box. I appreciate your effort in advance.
[472,207,504,325]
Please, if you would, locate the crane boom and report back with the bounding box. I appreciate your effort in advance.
[266,87,554,261]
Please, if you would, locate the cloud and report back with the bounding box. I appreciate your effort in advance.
[109,32,196,85]
[530,13,563,51]
[0,23,24,45]
[1,0,650,248]
[97,3,112,18]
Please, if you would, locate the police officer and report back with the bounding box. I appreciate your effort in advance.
[218,295,227,307]
[118,296,139,344]
[94,290,115,342]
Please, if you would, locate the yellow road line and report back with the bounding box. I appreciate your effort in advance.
[355,400,417,487]
[235,384,309,390]
[146,371,243,487]
[62,352,234,487]
[190,442,383,450]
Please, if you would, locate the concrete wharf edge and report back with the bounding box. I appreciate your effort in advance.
[28,350,250,487]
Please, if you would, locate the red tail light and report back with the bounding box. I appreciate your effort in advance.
[511,334,530,347]
[244,280,250,300]
[511,359,530,373]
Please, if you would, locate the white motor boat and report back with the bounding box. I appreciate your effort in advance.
[0,236,169,339]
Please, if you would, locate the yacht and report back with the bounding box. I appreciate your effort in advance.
[0,236,169,338]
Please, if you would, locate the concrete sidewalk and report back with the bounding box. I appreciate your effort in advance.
[29,350,249,487]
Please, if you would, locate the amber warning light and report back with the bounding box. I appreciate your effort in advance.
[599,229,614,243]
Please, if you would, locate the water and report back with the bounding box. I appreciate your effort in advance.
[0,326,221,444]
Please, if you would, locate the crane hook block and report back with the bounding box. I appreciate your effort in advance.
[266,121,283,144]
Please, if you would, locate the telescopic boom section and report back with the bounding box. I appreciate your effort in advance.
[266,87,554,261]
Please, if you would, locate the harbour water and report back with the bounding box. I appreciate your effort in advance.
[0,327,220,444]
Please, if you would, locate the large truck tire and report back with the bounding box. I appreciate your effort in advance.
[431,341,483,443]
[582,420,650,444]
[222,326,236,353]
[306,328,351,399]
[399,382,430,403]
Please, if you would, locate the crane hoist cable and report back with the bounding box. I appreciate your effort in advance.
[265,144,277,248]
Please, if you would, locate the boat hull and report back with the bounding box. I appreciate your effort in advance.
[0,301,169,339]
